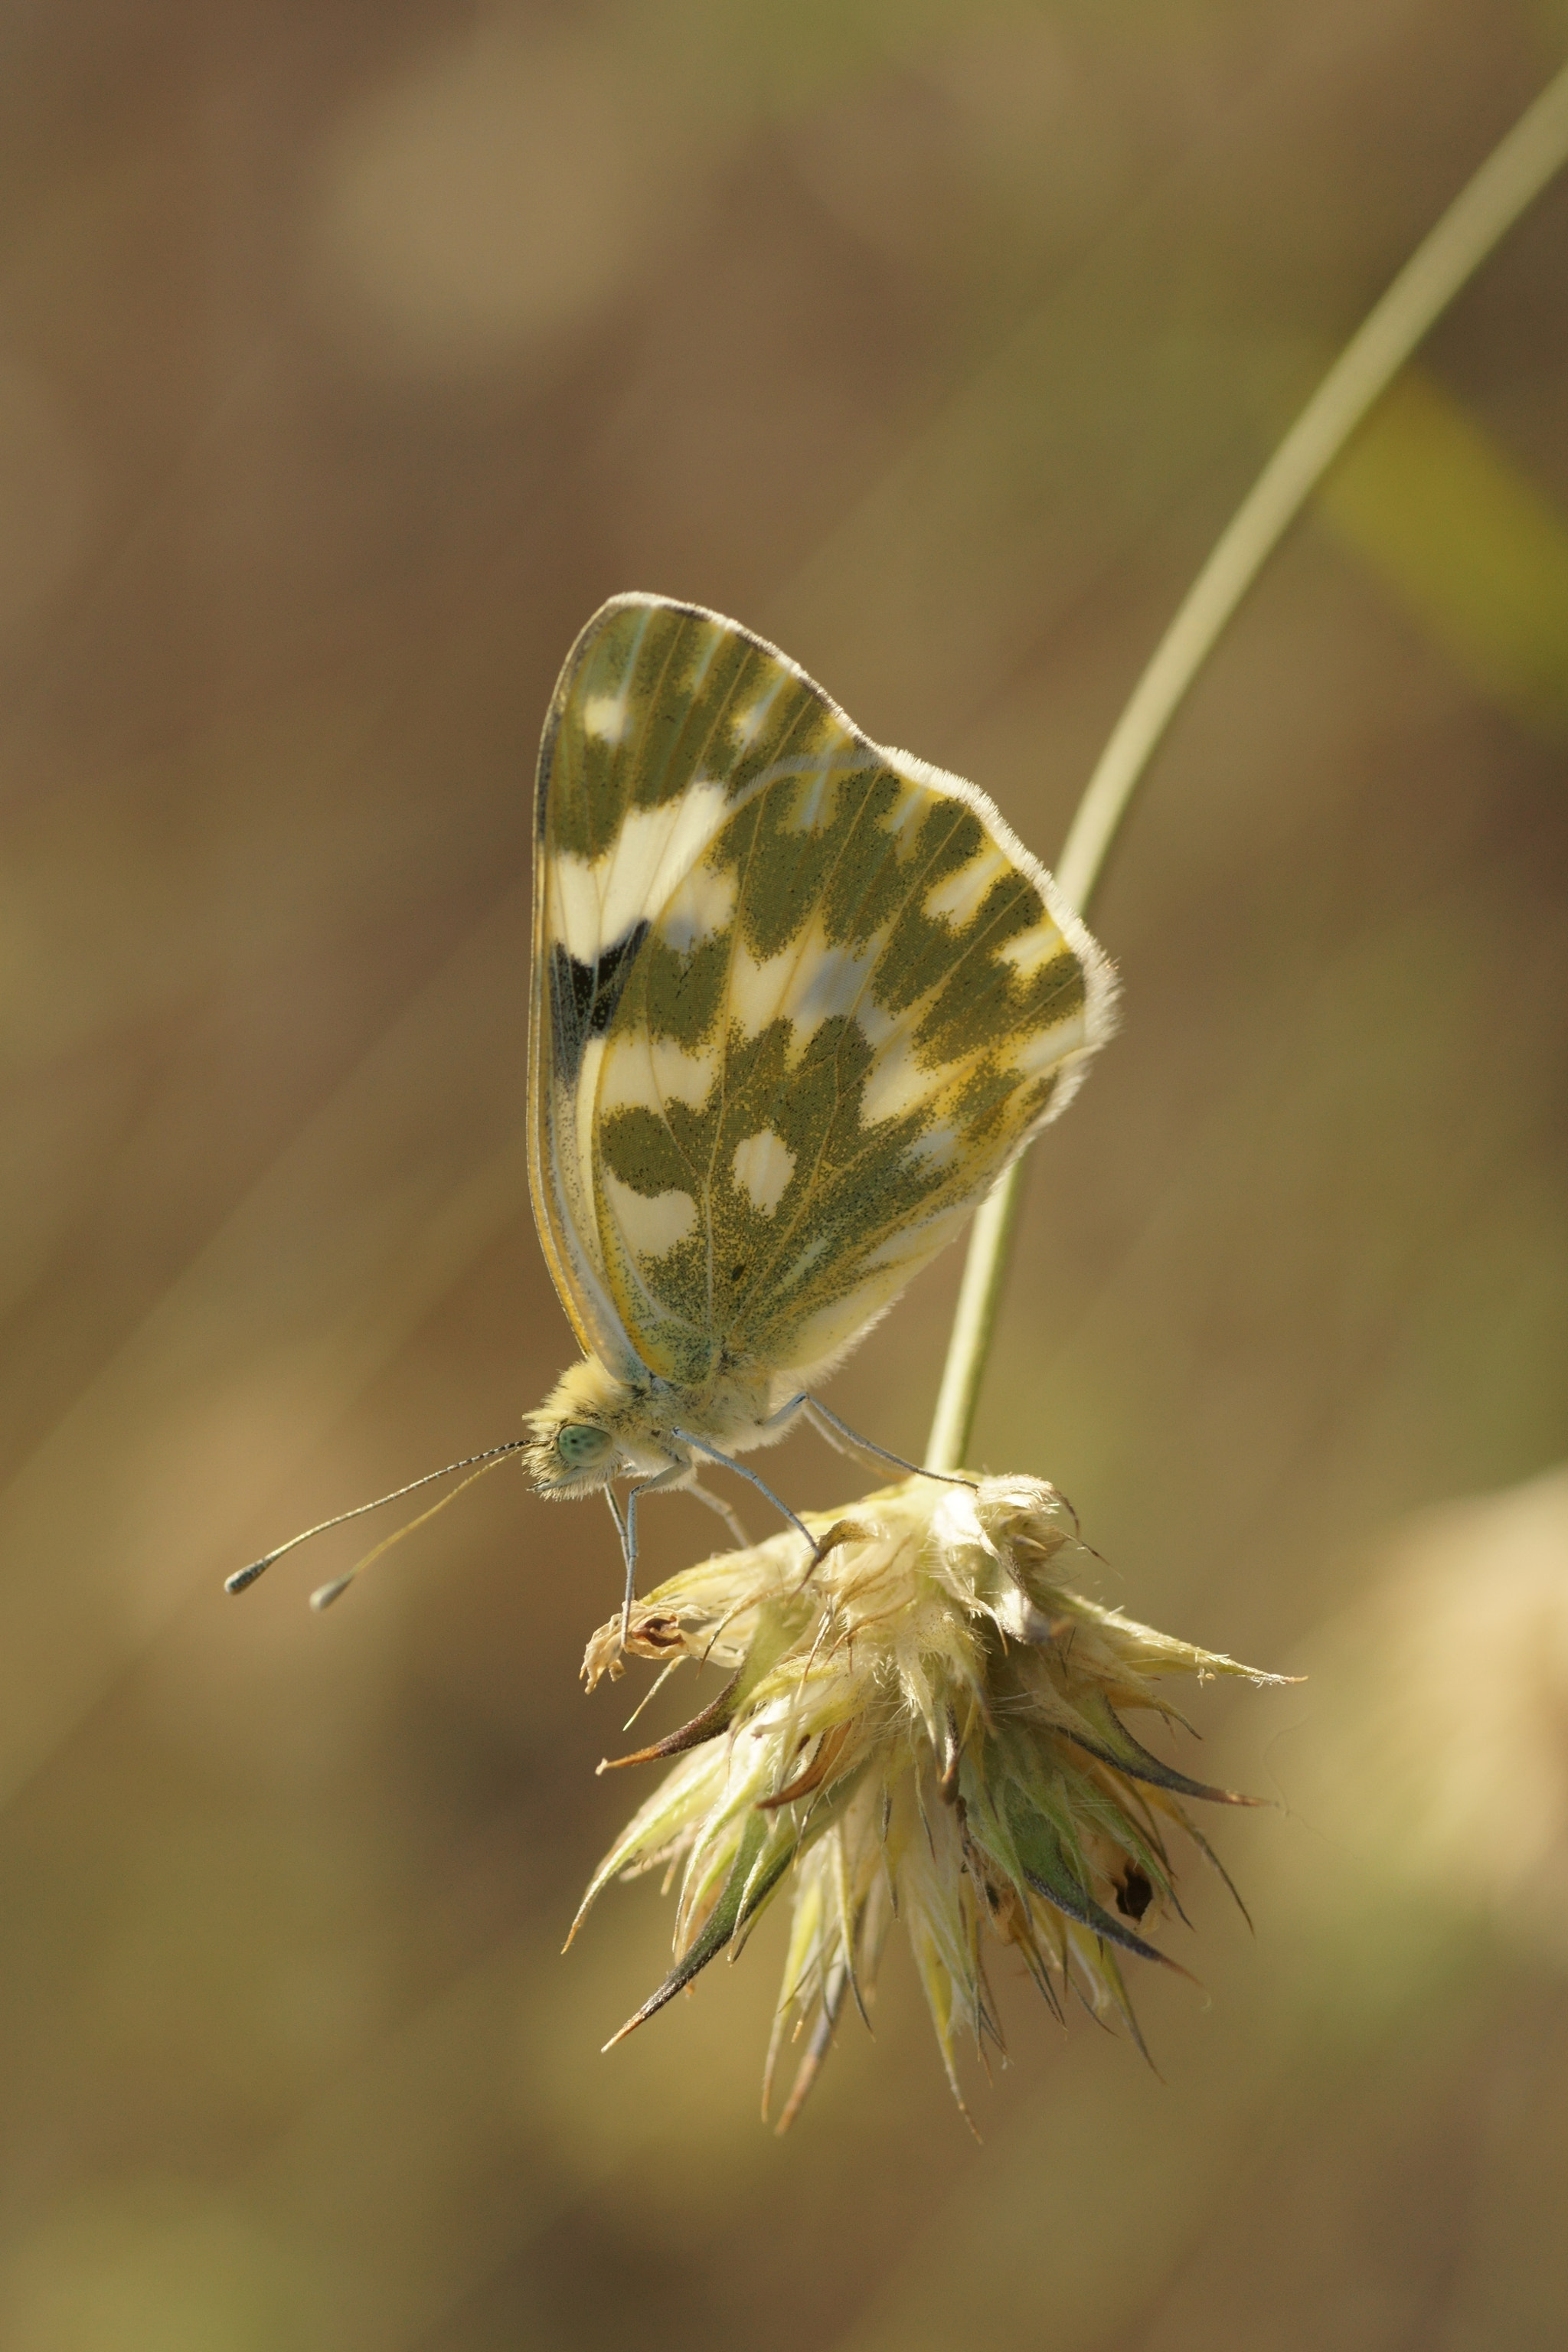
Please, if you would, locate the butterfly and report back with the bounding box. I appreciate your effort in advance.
[523,593,1116,1625]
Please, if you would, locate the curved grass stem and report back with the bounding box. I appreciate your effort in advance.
[924,56,1568,1476]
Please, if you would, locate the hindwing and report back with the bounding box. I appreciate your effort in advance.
[529,594,1116,1390]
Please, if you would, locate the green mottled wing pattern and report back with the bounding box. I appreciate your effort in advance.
[529,594,1116,1391]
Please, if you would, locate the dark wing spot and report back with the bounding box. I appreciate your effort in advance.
[549,921,650,1083]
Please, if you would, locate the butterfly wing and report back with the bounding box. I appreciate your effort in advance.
[530,593,1116,1392]
[529,594,738,1375]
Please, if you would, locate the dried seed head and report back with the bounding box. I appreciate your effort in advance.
[575,1474,1287,2124]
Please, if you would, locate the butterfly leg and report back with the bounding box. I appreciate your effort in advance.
[616,1463,688,1648]
[671,1429,822,1560]
[687,1479,753,1550]
[754,1392,811,1438]
[800,1398,978,1488]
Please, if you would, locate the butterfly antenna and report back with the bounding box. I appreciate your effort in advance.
[227,1440,528,1596]
[309,1452,514,1612]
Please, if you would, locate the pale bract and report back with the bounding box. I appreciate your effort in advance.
[574,1472,1285,2125]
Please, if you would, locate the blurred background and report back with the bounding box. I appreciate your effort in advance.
[2,0,1567,2344]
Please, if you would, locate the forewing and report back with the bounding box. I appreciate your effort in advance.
[531,593,825,1373]
[538,596,1116,1388]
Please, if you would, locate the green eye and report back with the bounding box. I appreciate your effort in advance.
[557,1423,612,1468]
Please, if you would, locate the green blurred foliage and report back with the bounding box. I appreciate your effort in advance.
[0,0,1566,2346]
[1323,369,1568,735]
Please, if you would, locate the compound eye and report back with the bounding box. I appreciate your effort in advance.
[556,1422,612,1469]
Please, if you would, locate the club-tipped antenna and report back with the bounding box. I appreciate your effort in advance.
[308,1451,514,1611]
[227,1439,528,1596]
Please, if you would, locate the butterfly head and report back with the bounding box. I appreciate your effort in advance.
[524,1353,679,1499]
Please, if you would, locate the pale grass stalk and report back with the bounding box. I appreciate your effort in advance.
[923,56,1568,1478]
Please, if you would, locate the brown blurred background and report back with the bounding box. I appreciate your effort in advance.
[2,1,1568,2344]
